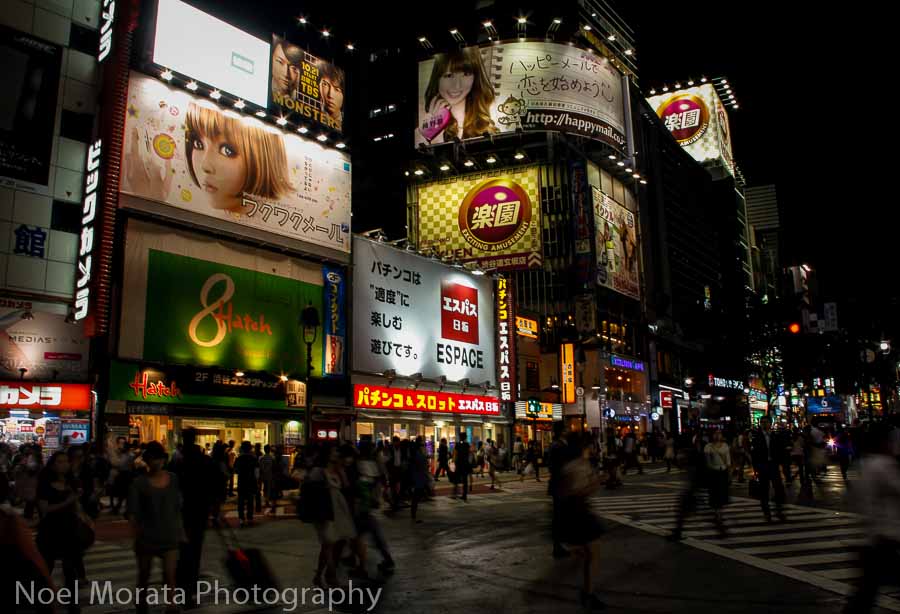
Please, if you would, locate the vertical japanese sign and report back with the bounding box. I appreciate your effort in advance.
[74,140,103,323]
[560,343,575,404]
[322,266,346,376]
[495,277,517,402]
[570,160,594,289]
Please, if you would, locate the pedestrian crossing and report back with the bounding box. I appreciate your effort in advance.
[42,541,239,614]
[591,490,900,611]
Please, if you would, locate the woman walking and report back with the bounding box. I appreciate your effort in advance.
[487,440,503,490]
[308,443,355,588]
[36,451,85,613]
[127,442,182,614]
[704,430,732,538]
[664,432,676,472]
[558,433,606,610]
[409,437,429,524]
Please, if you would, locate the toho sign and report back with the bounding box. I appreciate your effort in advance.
[142,250,322,375]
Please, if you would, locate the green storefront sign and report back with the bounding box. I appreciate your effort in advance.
[108,360,289,409]
[143,250,323,376]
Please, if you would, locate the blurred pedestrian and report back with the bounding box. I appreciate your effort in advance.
[259,444,275,509]
[790,429,807,485]
[1,476,57,612]
[843,423,900,613]
[308,443,355,588]
[512,436,525,474]
[233,441,259,527]
[664,432,676,473]
[409,436,428,523]
[350,440,394,577]
[558,433,606,610]
[14,445,41,521]
[669,430,706,541]
[751,417,787,522]
[36,451,85,612]
[548,423,571,558]
[451,432,472,501]
[487,439,503,490]
[127,441,181,614]
[169,428,217,608]
[433,438,450,481]
[253,442,264,513]
[520,440,541,482]
[225,440,237,497]
[836,428,852,481]
[704,430,731,537]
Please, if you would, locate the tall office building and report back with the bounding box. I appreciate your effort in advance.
[745,184,781,299]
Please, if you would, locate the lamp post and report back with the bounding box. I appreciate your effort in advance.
[301,302,320,446]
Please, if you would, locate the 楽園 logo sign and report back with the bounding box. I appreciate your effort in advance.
[656,93,710,145]
[458,178,532,252]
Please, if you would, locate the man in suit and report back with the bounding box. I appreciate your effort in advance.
[751,416,787,522]
[452,432,472,502]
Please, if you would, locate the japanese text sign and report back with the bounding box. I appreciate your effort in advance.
[352,236,496,385]
[647,83,734,176]
[515,316,538,339]
[416,42,626,151]
[560,343,575,404]
[120,72,350,254]
[354,384,501,416]
[593,188,640,300]
[417,168,542,272]
[0,382,91,410]
[495,277,517,402]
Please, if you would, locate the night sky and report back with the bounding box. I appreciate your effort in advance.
[618,2,888,301]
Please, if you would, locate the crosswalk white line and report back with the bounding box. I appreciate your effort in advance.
[683,518,862,538]
[769,551,861,566]
[719,527,868,545]
[736,538,868,555]
[654,512,833,530]
[817,568,865,580]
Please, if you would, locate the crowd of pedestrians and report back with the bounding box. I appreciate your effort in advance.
[1,414,897,613]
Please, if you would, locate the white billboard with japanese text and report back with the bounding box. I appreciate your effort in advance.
[352,236,496,385]
[416,41,626,152]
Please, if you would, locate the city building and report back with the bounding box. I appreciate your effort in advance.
[77,0,353,450]
[745,184,781,300]
[1,3,105,450]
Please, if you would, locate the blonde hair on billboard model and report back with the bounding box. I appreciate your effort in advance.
[425,47,497,139]
[184,101,292,199]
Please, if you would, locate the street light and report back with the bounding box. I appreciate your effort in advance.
[300,302,320,445]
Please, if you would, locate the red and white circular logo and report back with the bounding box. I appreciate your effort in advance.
[458,178,532,252]
[656,94,710,145]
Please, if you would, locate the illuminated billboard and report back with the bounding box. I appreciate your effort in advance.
[416,42,626,151]
[647,83,734,174]
[352,236,496,385]
[417,168,542,271]
[120,72,351,254]
[152,0,270,107]
[593,188,639,300]
[270,36,345,133]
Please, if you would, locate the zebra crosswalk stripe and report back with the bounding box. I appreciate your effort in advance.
[594,489,900,611]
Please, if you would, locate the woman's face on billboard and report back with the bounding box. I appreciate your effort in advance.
[272,44,299,95]
[189,133,246,210]
[438,69,474,106]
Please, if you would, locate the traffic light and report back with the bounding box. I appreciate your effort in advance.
[788,322,801,334]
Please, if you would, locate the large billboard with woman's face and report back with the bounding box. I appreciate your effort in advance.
[416,42,626,151]
[120,72,351,254]
[270,36,345,134]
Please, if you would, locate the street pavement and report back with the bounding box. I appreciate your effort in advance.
[40,462,898,614]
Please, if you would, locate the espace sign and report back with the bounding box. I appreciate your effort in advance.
[352,237,496,385]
